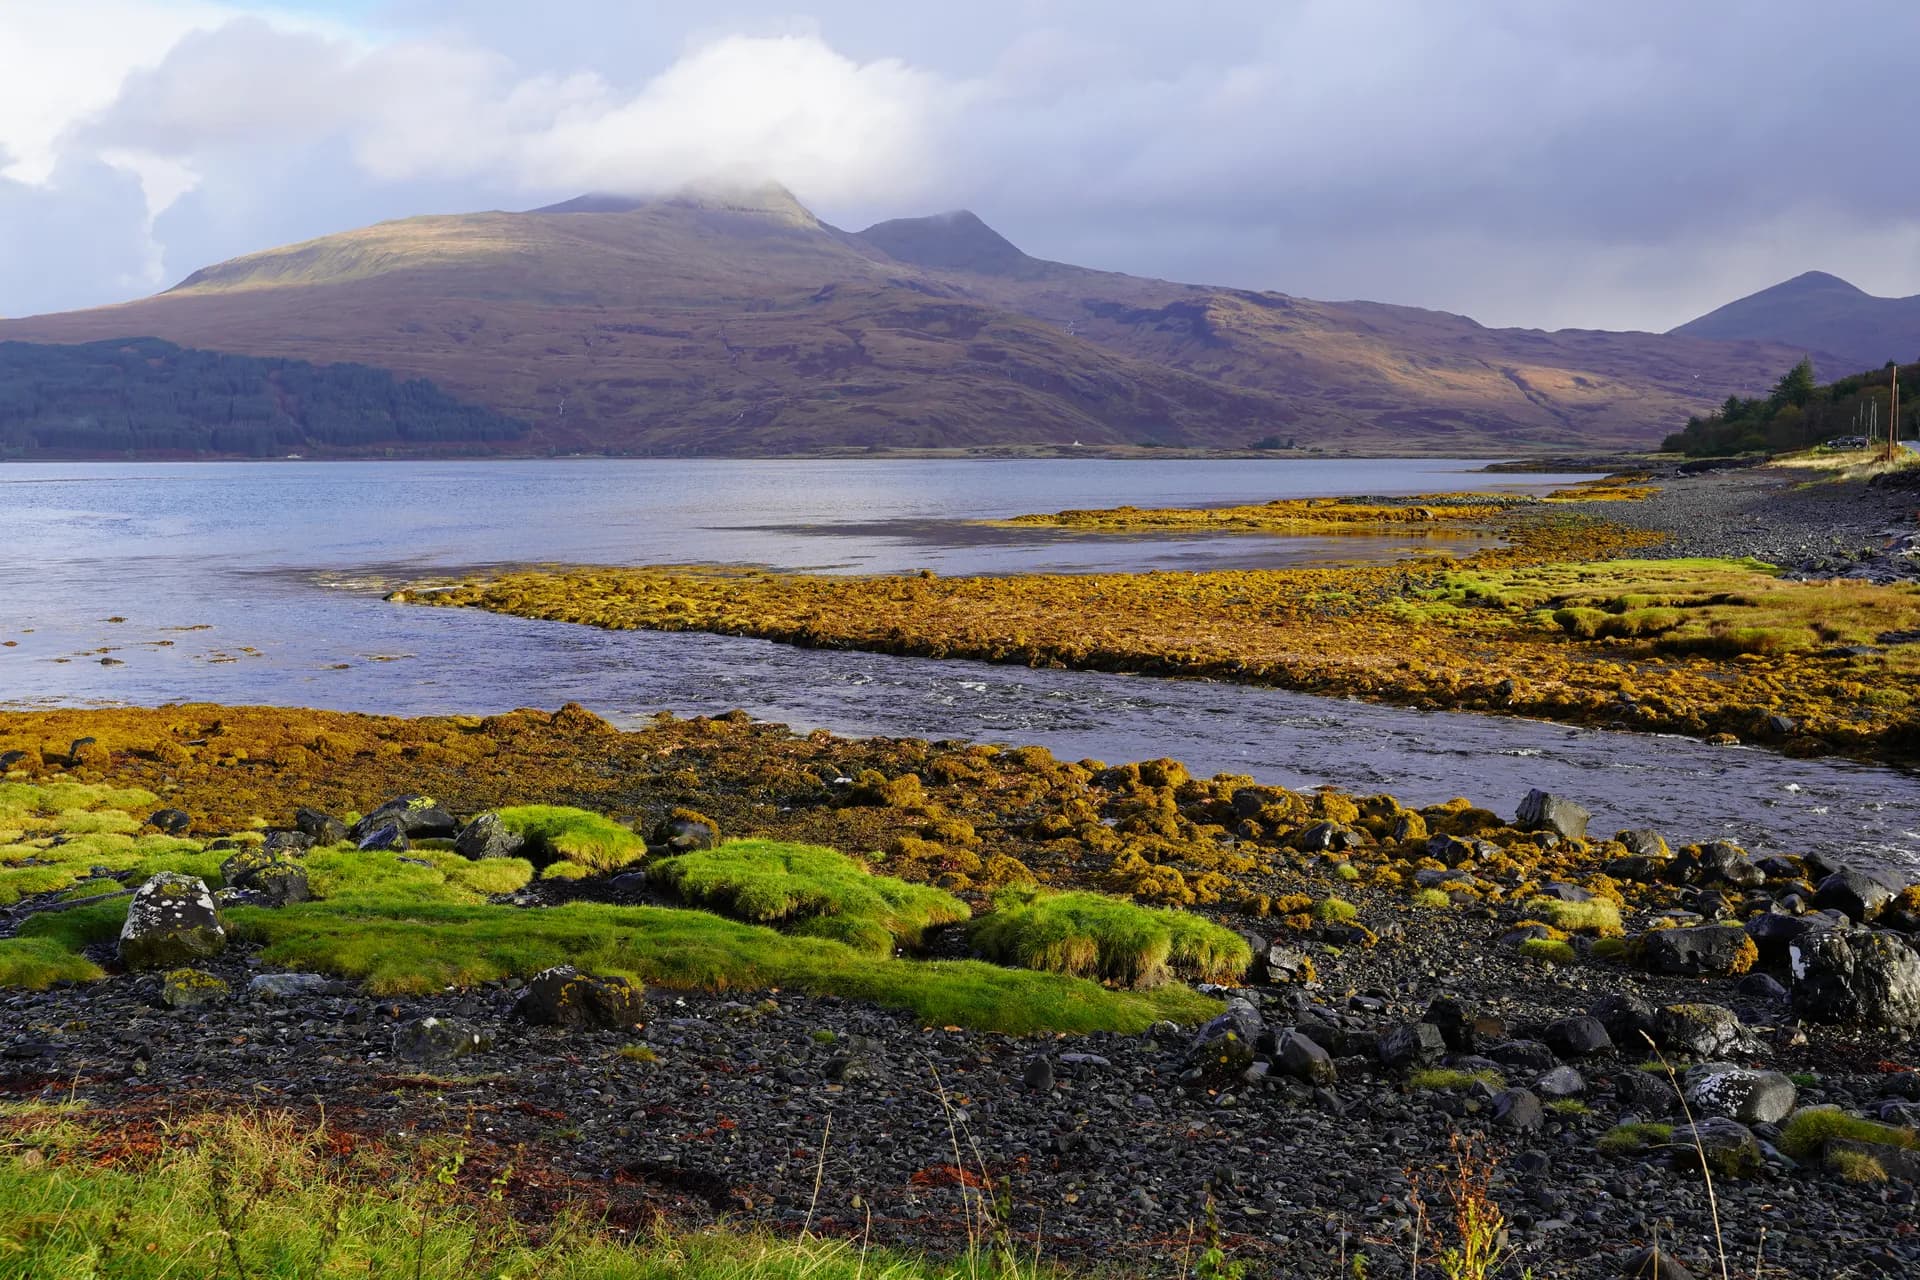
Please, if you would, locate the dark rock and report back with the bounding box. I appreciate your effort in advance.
[1535,1065,1586,1098]
[1746,911,1834,965]
[1669,1116,1763,1179]
[513,966,648,1030]
[1378,1021,1446,1070]
[1603,856,1663,884]
[392,1016,491,1065]
[1486,1039,1558,1074]
[455,812,527,860]
[356,822,410,852]
[1621,1245,1695,1280]
[219,846,310,906]
[1188,1001,1263,1081]
[1023,1055,1055,1092]
[1789,930,1920,1029]
[1517,789,1590,840]
[1588,993,1656,1050]
[1683,1063,1796,1125]
[147,808,191,836]
[294,807,350,843]
[1652,1003,1745,1058]
[350,796,458,842]
[1543,1015,1613,1059]
[1616,829,1670,858]
[1633,924,1756,977]
[653,812,719,853]
[1274,1029,1338,1085]
[1736,972,1789,1003]
[1491,1088,1544,1132]
[261,828,315,856]
[1691,841,1763,889]
[1614,1067,1679,1114]
[1534,882,1593,902]
[119,873,225,970]
[1812,868,1899,922]
[1423,996,1477,1053]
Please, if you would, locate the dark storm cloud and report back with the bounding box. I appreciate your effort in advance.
[10,0,1920,328]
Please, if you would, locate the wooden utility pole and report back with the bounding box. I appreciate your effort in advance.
[1891,367,1903,462]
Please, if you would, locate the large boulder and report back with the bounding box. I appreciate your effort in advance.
[1633,924,1757,977]
[1516,789,1590,841]
[1187,999,1264,1081]
[1789,930,1920,1029]
[1669,1116,1763,1179]
[1274,1029,1338,1085]
[513,966,648,1030]
[1543,1015,1613,1059]
[1811,868,1901,923]
[1745,911,1837,966]
[1683,1063,1797,1125]
[455,812,527,861]
[119,873,225,971]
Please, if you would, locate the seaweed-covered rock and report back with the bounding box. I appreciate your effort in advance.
[1517,789,1590,841]
[1633,924,1757,977]
[119,873,225,971]
[1789,930,1920,1029]
[514,966,648,1030]
[455,811,526,860]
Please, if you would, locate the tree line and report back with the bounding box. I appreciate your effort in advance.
[0,338,530,457]
[1662,356,1916,456]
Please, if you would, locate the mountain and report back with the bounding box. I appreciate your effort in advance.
[0,183,1810,455]
[1671,271,1920,374]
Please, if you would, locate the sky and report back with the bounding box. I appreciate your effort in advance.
[3,0,1919,330]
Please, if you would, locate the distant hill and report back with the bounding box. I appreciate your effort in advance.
[0,183,1811,456]
[0,337,528,457]
[1671,271,1920,374]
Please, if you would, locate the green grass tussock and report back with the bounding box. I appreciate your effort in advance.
[494,804,647,872]
[1777,1108,1919,1160]
[229,899,1215,1033]
[0,1103,1059,1278]
[1598,1122,1674,1155]
[1517,937,1577,965]
[652,839,969,955]
[0,937,106,989]
[1409,1067,1505,1091]
[1523,896,1624,937]
[969,886,1250,988]
[302,846,533,905]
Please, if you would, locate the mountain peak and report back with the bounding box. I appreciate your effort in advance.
[856,209,1044,278]
[1773,270,1867,296]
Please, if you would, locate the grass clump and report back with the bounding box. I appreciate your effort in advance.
[1517,937,1577,965]
[1597,1121,1674,1155]
[230,899,1215,1034]
[1829,1148,1890,1184]
[1777,1108,1919,1160]
[1409,1067,1505,1091]
[493,805,646,872]
[0,937,106,988]
[300,846,533,906]
[969,886,1251,988]
[1523,896,1624,937]
[1311,896,1358,924]
[617,1044,659,1064]
[0,1102,1072,1278]
[1411,888,1453,909]
[652,839,969,956]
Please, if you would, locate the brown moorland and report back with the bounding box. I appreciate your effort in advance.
[0,184,1814,455]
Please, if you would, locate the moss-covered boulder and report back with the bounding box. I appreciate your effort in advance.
[513,964,647,1030]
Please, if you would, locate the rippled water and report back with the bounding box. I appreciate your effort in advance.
[4,457,1917,867]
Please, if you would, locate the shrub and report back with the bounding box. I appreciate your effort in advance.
[651,839,968,955]
[970,887,1250,988]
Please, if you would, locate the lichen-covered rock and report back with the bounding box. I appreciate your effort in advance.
[1670,1116,1764,1179]
[160,967,230,1009]
[513,965,647,1030]
[294,807,349,844]
[455,811,526,860]
[1187,999,1263,1081]
[392,1016,491,1065]
[1653,1003,1745,1058]
[119,873,225,971]
[1684,1063,1797,1125]
[350,795,458,842]
[1789,930,1920,1029]
[219,846,310,906]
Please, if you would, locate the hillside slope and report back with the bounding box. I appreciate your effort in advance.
[1671,271,1920,374]
[0,184,1809,455]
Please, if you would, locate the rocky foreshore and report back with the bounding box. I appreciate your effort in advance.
[4,701,1919,1279]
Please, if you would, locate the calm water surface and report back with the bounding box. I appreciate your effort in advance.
[3,458,1917,867]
